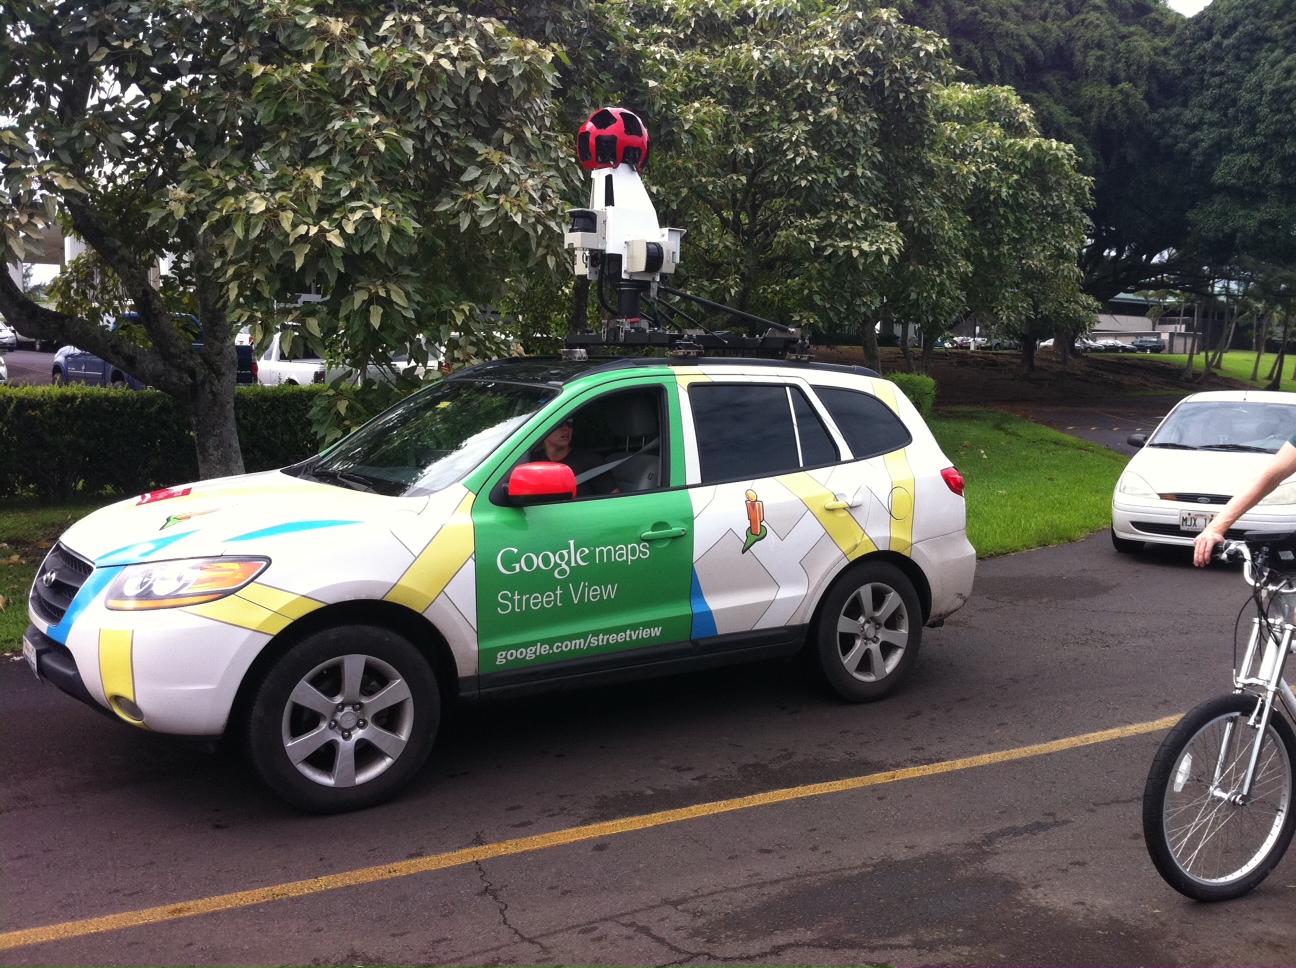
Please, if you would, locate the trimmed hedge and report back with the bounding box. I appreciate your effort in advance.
[887,372,937,417]
[0,384,325,500]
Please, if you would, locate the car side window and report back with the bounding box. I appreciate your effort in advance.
[690,383,840,484]
[815,386,913,459]
[515,386,668,497]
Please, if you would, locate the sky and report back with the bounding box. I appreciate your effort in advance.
[1167,0,1212,14]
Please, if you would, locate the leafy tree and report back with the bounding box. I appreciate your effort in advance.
[894,0,1189,302]
[0,0,568,472]
[631,0,955,367]
[1169,0,1296,270]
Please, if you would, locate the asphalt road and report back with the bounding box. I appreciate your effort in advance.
[5,532,1295,966]
[3,348,54,385]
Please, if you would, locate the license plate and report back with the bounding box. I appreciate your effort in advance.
[1180,510,1215,533]
[22,635,40,680]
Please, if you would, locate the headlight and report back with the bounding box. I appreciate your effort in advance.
[105,557,268,610]
[1259,482,1296,506]
[1116,472,1158,499]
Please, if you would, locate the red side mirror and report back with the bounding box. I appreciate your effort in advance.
[507,462,578,506]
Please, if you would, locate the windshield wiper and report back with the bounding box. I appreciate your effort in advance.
[1147,442,1199,450]
[1198,443,1273,453]
[308,468,378,492]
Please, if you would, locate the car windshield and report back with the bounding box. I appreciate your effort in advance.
[1148,401,1296,454]
[300,379,550,496]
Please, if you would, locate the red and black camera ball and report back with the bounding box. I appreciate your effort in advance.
[576,107,650,171]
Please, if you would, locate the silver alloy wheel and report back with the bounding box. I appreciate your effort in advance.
[834,581,910,682]
[280,652,415,788]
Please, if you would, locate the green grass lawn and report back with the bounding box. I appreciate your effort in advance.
[0,408,1129,654]
[1158,350,1296,392]
[0,499,114,657]
[928,408,1128,558]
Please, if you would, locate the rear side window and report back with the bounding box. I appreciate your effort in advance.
[815,387,913,459]
[690,383,840,483]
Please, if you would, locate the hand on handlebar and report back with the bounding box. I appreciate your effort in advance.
[1193,529,1225,567]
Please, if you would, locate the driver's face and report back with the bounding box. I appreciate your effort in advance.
[546,420,573,448]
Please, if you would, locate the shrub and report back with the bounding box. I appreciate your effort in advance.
[887,372,937,417]
[0,384,326,500]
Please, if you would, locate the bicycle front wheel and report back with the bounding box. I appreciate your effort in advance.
[1143,694,1296,901]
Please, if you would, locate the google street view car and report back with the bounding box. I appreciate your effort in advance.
[24,111,976,812]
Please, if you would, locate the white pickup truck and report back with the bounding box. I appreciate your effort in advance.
[256,335,334,386]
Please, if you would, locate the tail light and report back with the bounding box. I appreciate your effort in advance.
[251,360,258,381]
[941,466,965,497]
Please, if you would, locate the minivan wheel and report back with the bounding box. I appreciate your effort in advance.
[246,625,439,813]
[814,561,922,702]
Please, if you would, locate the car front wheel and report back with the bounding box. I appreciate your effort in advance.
[813,561,922,702]
[246,624,439,813]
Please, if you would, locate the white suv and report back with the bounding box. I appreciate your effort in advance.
[26,356,975,812]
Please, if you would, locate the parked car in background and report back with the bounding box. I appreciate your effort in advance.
[987,336,1021,351]
[257,333,331,386]
[0,320,16,353]
[1131,336,1167,353]
[53,317,257,388]
[1093,337,1135,353]
[1111,390,1296,554]
[0,354,7,386]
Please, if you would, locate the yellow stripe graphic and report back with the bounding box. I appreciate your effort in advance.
[869,383,915,554]
[236,583,323,621]
[385,492,475,613]
[0,715,1180,952]
[780,472,876,560]
[98,630,144,728]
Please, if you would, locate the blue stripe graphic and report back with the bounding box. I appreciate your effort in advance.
[690,569,717,639]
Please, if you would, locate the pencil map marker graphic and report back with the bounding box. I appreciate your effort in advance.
[742,489,767,553]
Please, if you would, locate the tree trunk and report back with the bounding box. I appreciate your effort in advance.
[1266,309,1290,391]
[898,319,914,372]
[188,259,245,480]
[860,321,881,373]
[1251,313,1269,382]
[1182,299,1201,381]
[568,276,591,336]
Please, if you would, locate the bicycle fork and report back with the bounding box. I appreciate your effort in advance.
[1215,616,1296,804]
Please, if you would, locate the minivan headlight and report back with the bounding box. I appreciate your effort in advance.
[105,558,268,610]
[1116,472,1158,499]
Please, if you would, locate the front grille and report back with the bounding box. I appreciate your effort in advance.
[1158,493,1230,505]
[1133,521,1249,539]
[30,542,95,626]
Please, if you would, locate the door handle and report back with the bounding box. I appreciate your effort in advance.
[641,526,687,541]
[824,498,860,511]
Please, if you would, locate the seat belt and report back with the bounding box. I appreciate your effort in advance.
[574,437,660,485]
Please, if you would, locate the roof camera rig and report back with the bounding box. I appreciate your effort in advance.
[562,108,811,360]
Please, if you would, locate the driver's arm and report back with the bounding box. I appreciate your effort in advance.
[1194,441,1296,566]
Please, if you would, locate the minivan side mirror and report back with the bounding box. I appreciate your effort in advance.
[1127,433,1147,448]
[505,461,578,506]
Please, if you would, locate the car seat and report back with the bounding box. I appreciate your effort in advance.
[605,394,660,492]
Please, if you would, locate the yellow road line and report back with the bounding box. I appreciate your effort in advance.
[0,715,1180,952]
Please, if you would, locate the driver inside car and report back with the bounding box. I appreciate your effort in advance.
[528,416,620,497]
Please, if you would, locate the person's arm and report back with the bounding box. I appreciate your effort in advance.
[1193,441,1296,566]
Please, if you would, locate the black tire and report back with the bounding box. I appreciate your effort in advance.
[51,368,64,386]
[1143,694,1296,901]
[813,561,922,702]
[245,624,440,813]
[110,374,126,390]
[1111,528,1143,554]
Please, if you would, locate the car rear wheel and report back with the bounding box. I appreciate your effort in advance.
[813,561,922,702]
[246,624,439,813]
[1111,528,1143,554]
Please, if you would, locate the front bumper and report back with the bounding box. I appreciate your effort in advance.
[23,624,112,719]
[1112,499,1296,547]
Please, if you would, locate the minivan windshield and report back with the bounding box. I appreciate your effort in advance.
[299,379,550,496]
[1148,401,1296,454]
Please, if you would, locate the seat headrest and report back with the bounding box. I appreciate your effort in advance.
[607,394,657,437]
